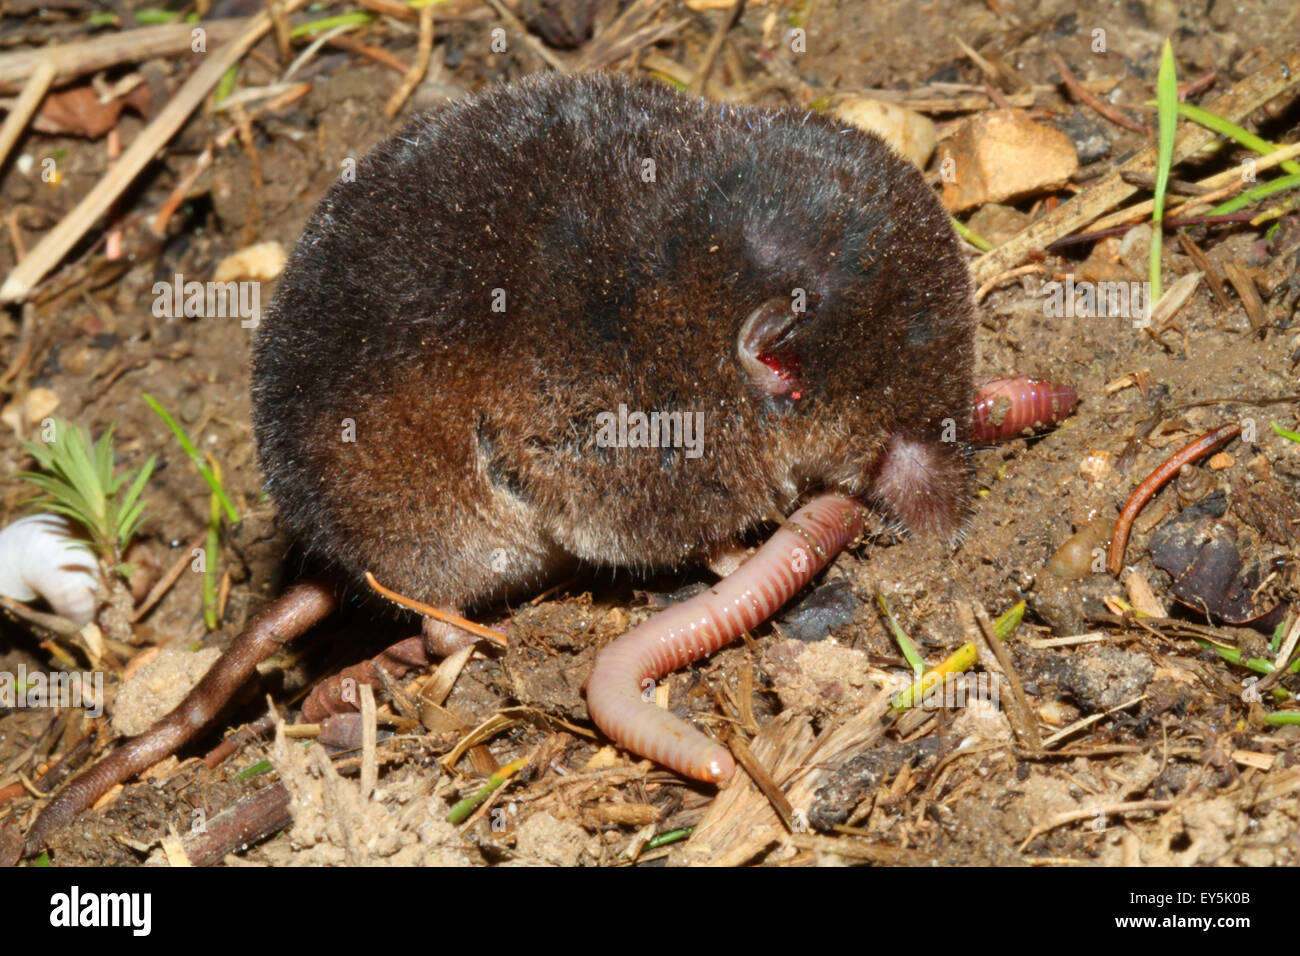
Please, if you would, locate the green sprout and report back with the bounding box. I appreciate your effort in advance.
[142,394,238,522]
[1171,102,1300,176]
[877,593,924,677]
[1150,38,1178,306]
[143,394,240,629]
[17,418,155,567]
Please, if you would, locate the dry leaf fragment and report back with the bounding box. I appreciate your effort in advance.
[33,83,150,139]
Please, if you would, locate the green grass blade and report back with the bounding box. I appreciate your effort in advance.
[1150,38,1179,306]
[16,464,104,538]
[214,63,238,105]
[94,426,117,493]
[1273,421,1300,443]
[117,455,156,548]
[645,827,693,850]
[142,394,240,523]
[951,217,993,252]
[993,600,1026,640]
[289,11,374,37]
[1209,173,1300,216]
[203,457,222,630]
[447,758,529,824]
[1174,102,1300,176]
[60,422,108,530]
[118,455,155,522]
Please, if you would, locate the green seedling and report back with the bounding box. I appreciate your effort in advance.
[17,418,154,567]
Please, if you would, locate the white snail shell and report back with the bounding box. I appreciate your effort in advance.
[0,514,101,625]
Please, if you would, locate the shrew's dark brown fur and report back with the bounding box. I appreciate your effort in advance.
[251,71,975,612]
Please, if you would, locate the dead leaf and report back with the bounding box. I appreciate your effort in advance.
[34,83,151,139]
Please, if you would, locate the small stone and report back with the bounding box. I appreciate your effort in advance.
[833,98,937,169]
[965,203,1031,247]
[1055,108,1112,164]
[213,241,286,283]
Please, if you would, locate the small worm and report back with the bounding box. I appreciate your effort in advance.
[972,376,1078,443]
[1106,423,1241,575]
[585,492,865,785]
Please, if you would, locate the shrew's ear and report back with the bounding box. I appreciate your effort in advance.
[736,296,806,397]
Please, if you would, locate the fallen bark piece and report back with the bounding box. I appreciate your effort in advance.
[938,109,1078,213]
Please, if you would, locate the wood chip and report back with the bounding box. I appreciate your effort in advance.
[1231,749,1275,771]
[1223,261,1265,331]
[1124,569,1167,618]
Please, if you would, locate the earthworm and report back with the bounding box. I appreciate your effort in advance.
[1105,423,1241,575]
[972,376,1079,442]
[23,578,337,857]
[585,492,865,785]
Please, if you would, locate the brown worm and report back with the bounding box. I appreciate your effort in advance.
[585,492,865,785]
[23,578,337,858]
[1105,423,1241,575]
[972,376,1078,442]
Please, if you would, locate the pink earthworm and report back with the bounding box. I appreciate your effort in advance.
[586,492,865,785]
[972,376,1078,442]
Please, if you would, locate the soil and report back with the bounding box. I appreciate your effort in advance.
[0,0,1298,867]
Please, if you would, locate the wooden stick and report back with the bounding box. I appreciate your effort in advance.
[132,530,207,621]
[383,1,435,117]
[0,2,306,304]
[0,60,55,171]
[1085,139,1300,233]
[689,0,745,97]
[1050,52,1146,135]
[1175,232,1230,311]
[971,602,1042,750]
[973,49,1300,284]
[0,20,249,95]
[327,33,409,73]
[364,571,507,646]
[267,0,293,63]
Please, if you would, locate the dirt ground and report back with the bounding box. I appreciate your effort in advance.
[1,0,1298,866]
